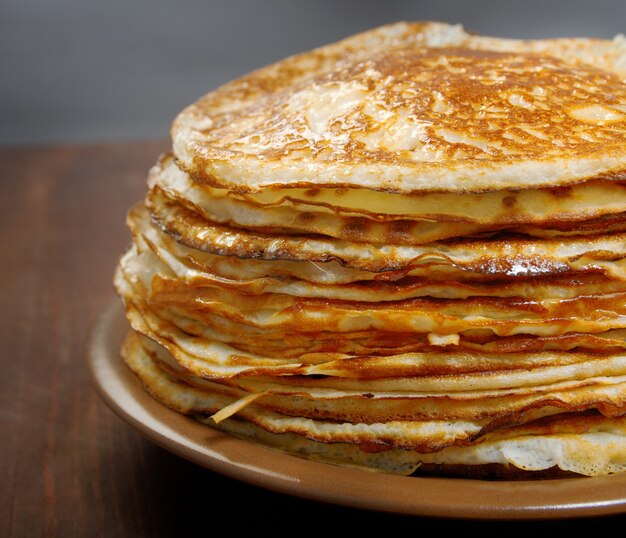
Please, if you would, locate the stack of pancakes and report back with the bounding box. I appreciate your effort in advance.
[114,21,626,477]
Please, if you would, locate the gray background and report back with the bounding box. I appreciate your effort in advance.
[3,0,626,147]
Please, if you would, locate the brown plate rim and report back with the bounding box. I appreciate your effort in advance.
[87,299,626,520]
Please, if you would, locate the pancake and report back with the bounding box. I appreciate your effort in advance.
[131,201,626,287]
[121,331,626,477]
[172,22,626,194]
[114,21,626,478]
[151,153,626,244]
[145,191,626,278]
[117,248,626,338]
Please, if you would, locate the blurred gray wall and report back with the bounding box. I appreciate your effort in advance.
[2,0,626,147]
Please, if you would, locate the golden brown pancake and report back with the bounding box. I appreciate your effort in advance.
[114,21,626,478]
[151,153,626,244]
[172,22,626,194]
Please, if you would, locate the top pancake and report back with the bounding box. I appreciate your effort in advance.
[172,21,626,193]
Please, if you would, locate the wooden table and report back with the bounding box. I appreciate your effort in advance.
[3,141,626,535]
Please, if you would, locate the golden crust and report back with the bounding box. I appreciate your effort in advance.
[172,21,626,193]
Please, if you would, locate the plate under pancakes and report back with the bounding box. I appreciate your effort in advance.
[114,21,626,478]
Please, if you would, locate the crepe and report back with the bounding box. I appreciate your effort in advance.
[151,153,626,244]
[172,21,626,193]
[114,21,626,478]
[121,331,626,477]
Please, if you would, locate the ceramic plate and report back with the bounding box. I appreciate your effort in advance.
[87,299,626,520]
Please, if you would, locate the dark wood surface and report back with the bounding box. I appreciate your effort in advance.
[3,140,626,536]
